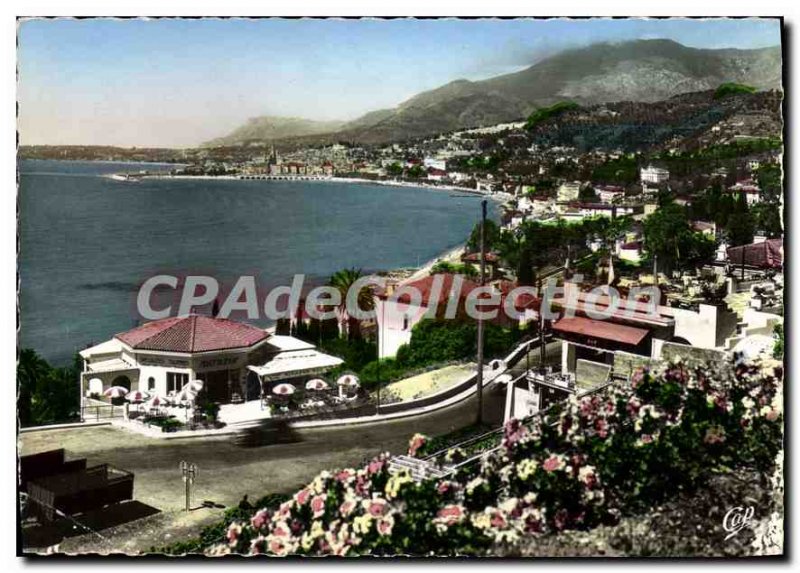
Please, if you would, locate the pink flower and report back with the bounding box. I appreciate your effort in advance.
[640,433,654,445]
[766,408,780,422]
[268,537,293,556]
[377,515,394,536]
[355,474,370,496]
[626,397,641,418]
[310,494,327,518]
[408,433,427,457]
[503,418,528,447]
[250,509,270,530]
[271,521,291,538]
[339,499,357,517]
[250,536,266,554]
[336,469,355,482]
[366,497,388,517]
[294,488,311,506]
[367,458,385,475]
[490,511,508,529]
[226,522,242,546]
[542,454,565,472]
[594,418,609,438]
[436,504,465,526]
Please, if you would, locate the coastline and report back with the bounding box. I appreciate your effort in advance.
[107,172,512,203]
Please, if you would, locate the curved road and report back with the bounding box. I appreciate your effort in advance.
[20,383,507,553]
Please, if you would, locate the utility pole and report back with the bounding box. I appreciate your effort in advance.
[179,461,197,512]
[376,299,384,415]
[476,199,487,425]
[538,278,546,373]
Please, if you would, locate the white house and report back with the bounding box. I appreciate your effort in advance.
[640,165,670,185]
[423,157,447,171]
[375,274,481,358]
[557,181,583,202]
[595,185,626,204]
[79,315,342,406]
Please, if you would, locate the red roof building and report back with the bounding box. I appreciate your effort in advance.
[116,315,269,353]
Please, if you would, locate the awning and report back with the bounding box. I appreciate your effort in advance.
[727,239,783,269]
[86,358,139,374]
[248,350,344,382]
[552,316,649,346]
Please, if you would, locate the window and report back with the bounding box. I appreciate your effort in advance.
[167,372,189,394]
[148,377,156,391]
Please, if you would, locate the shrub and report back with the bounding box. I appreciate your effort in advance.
[202,354,782,557]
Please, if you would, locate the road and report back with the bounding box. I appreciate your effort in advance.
[20,383,507,553]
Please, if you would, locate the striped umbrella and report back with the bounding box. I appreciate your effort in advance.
[336,374,360,388]
[305,378,329,391]
[145,394,171,408]
[175,386,198,404]
[103,386,129,399]
[272,383,296,396]
[126,390,150,403]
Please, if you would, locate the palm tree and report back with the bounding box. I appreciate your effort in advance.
[17,348,51,427]
[328,268,375,340]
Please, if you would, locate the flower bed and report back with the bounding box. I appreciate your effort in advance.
[199,355,782,557]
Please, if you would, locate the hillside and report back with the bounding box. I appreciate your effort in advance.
[204,116,345,147]
[522,89,783,152]
[207,39,782,148]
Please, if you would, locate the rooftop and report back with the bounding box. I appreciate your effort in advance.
[115,315,269,353]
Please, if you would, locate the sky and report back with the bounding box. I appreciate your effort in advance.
[17,18,782,148]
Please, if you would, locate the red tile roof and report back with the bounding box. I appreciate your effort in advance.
[552,316,649,346]
[116,315,269,353]
[390,273,481,306]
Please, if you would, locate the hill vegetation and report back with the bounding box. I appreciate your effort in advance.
[205,39,781,147]
[714,82,758,99]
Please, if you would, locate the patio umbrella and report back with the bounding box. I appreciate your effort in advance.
[305,378,329,391]
[146,394,171,408]
[103,386,129,399]
[175,386,198,404]
[126,390,150,403]
[187,380,204,392]
[272,383,296,396]
[336,374,360,388]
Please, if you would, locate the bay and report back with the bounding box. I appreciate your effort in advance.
[18,159,495,364]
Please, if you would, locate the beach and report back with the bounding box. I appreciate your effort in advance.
[112,172,513,202]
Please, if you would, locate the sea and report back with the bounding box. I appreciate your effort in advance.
[18,159,497,365]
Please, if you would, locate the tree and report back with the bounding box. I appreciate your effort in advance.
[17,349,81,427]
[328,268,375,340]
[579,186,599,202]
[466,219,501,253]
[725,193,755,246]
[643,203,714,271]
[386,162,403,177]
[751,202,783,238]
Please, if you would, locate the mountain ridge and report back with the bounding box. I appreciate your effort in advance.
[206,39,782,148]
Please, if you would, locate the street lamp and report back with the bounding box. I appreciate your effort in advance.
[179,461,198,512]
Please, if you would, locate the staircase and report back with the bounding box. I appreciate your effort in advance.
[387,455,453,482]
